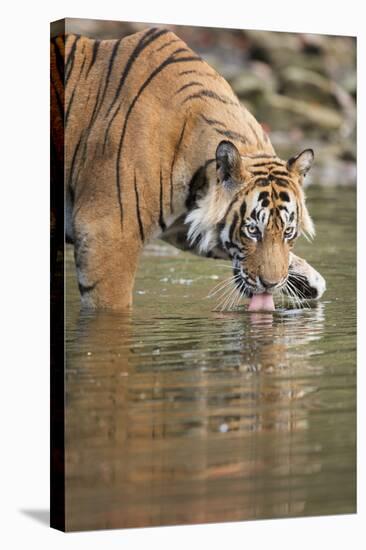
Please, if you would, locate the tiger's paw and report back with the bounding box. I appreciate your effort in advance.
[287,252,326,301]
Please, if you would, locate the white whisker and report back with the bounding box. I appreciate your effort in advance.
[218,283,239,312]
[207,275,236,297]
[213,282,238,311]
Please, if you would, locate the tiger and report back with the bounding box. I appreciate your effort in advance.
[50,27,326,311]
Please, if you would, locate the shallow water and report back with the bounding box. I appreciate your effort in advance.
[65,185,356,531]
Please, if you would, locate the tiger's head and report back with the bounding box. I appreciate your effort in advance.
[186,140,322,301]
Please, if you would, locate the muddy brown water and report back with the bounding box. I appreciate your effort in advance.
[65,185,356,531]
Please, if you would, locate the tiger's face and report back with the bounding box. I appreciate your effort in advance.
[220,187,297,296]
[186,140,315,299]
[217,141,315,297]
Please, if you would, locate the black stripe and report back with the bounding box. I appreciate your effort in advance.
[85,79,103,135]
[258,191,269,201]
[65,35,80,83]
[271,170,289,177]
[68,183,74,203]
[251,160,284,167]
[68,133,83,186]
[251,170,269,176]
[157,38,181,51]
[115,52,202,227]
[222,195,240,220]
[159,170,166,231]
[214,128,248,145]
[178,70,197,76]
[105,28,168,118]
[287,273,318,299]
[95,38,123,115]
[273,178,289,187]
[79,55,86,76]
[65,51,87,126]
[78,281,98,295]
[182,89,236,106]
[239,201,247,223]
[279,191,290,202]
[185,159,213,209]
[77,61,106,154]
[199,114,226,128]
[85,89,91,107]
[65,86,76,125]
[170,118,188,212]
[275,210,283,230]
[72,83,103,188]
[86,39,100,77]
[179,69,218,79]
[51,39,65,84]
[134,174,145,241]
[102,102,122,152]
[52,33,64,46]
[229,212,239,242]
[175,81,203,94]
[171,47,190,56]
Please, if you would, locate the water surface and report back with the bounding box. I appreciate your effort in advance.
[65,185,356,531]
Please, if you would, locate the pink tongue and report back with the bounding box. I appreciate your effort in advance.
[248,292,275,312]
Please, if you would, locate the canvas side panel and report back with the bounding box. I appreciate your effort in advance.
[50,18,65,532]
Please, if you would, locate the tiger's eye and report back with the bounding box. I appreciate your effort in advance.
[284,227,293,237]
[247,225,258,235]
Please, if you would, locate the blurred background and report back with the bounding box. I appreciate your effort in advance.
[65,18,356,187]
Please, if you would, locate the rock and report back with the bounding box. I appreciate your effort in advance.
[242,30,301,64]
[260,93,344,133]
[321,36,356,82]
[341,73,357,96]
[279,66,356,137]
[231,61,276,100]
[280,66,339,107]
[300,33,328,54]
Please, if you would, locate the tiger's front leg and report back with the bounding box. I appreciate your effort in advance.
[72,212,143,310]
[287,252,326,301]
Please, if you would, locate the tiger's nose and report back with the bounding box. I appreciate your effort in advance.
[259,276,279,289]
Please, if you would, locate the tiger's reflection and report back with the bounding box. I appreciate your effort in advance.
[65,304,325,530]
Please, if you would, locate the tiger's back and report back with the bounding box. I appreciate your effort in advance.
[63,29,273,221]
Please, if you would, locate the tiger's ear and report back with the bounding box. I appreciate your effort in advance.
[216,140,242,189]
[287,149,314,180]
